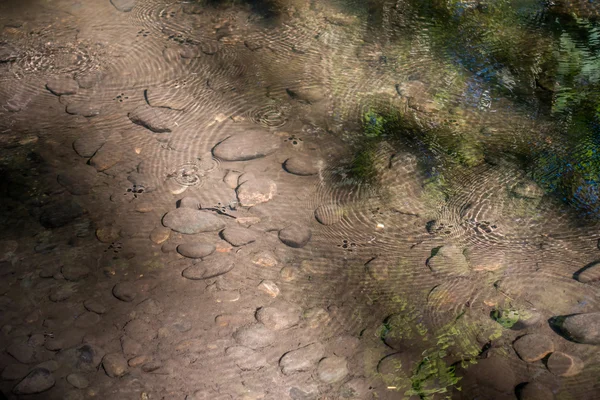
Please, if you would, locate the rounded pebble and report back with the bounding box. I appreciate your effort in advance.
[66,373,89,389]
[112,282,136,302]
[278,224,312,248]
[163,208,225,234]
[102,353,129,378]
[176,243,216,259]
[13,368,55,395]
[283,157,322,176]
[314,204,343,225]
[547,351,584,377]
[513,334,554,362]
[317,356,349,383]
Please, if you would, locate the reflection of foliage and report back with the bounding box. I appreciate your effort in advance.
[532,111,600,215]
[406,321,480,399]
[408,0,553,99]
[408,354,460,399]
[363,109,387,138]
[551,18,600,116]
[399,0,600,214]
[376,302,481,398]
[491,307,521,329]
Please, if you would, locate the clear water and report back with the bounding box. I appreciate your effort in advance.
[1,0,600,399]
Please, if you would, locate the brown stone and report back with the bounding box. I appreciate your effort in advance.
[547,352,584,377]
[513,334,554,362]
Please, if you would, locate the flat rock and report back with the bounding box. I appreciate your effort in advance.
[177,243,216,259]
[182,257,234,280]
[286,87,325,104]
[574,261,600,283]
[62,263,91,281]
[84,299,107,314]
[546,351,584,377]
[256,303,301,330]
[73,131,106,157]
[103,353,128,377]
[519,382,555,400]
[553,312,600,344]
[150,226,171,244]
[314,204,343,225]
[128,105,172,133]
[225,346,268,371]
[513,334,554,362]
[112,282,136,302]
[257,280,280,297]
[65,102,101,117]
[40,201,84,228]
[280,343,325,375]
[135,201,154,213]
[212,132,280,161]
[146,87,190,110]
[284,157,321,176]
[236,178,277,207]
[317,356,348,383]
[427,245,471,276]
[279,224,311,248]
[128,355,150,367]
[163,208,225,234]
[50,284,75,302]
[96,225,120,243]
[110,0,136,12]
[233,324,276,349]
[45,329,85,351]
[66,373,89,389]
[55,344,105,373]
[12,368,54,395]
[162,241,178,253]
[221,227,256,246]
[46,77,78,96]
[90,141,123,171]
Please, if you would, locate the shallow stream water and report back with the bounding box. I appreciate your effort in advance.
[1,1,600,399]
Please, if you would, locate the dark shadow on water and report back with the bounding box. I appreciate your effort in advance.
[573,260,600,281]
[202,0,282,19]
